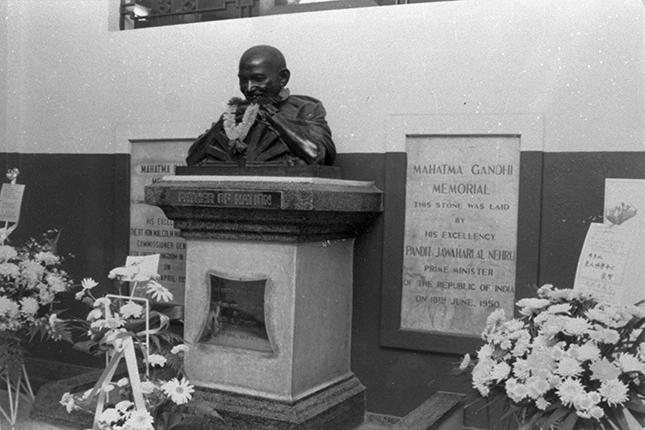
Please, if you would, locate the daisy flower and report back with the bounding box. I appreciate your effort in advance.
[146,280,173,302]
[162,378,195,405]
[81,278,98,290]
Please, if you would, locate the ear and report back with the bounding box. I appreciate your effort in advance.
[279,68,291,87]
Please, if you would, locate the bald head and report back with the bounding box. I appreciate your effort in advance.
[238,45,290,103]
[240,45,287,71]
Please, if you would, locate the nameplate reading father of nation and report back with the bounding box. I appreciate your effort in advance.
[167,189,282,209]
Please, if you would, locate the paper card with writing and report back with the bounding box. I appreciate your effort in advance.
[124,254,161,282]
[0,183,25,223]
[400,135,520,337]
[573,223,645,306]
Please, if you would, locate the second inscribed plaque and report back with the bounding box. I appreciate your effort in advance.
[401,136,520,336]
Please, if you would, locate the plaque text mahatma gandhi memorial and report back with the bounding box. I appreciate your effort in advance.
[400,136,520,337]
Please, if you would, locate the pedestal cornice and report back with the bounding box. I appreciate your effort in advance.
[145,176,383,242]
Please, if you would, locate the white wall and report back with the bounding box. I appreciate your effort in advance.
[3,0,644,154]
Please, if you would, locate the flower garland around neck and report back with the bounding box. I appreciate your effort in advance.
[223,97,259,153]
[221,88,290,153]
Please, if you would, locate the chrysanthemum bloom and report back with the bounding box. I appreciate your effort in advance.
[0,262,20,278]
[598,379,629,406]
[20,296,39,315]
[123,409,154,430]
[146,353,167,367]
[0,245,18,262]
[162,378,195,405]
[556,377,586,407]
[99,407,122,424]
[115,400,134,413]
[20,260,45,282]
[35,251,60,266]
[0,296,20,317]
[119,301,143,319]
[589,358,621,382]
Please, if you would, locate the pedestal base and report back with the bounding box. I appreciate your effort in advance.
[192,376,365,430]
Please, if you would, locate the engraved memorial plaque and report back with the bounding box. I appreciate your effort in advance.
[400,136,520,337]
[199,273,273,353]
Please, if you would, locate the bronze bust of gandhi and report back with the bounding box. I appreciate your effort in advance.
[186,45,336,167]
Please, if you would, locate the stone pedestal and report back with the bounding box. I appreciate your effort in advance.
[145,175,382,430]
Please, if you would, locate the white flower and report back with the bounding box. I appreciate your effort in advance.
[570,342,601,362]
[459,354,471,371]
[161,377,194,405]
[0,262,20,277]
[561,317,591,336]
[556,357,583,378]
[99,407,122,424]
[589,327,620,344]
[123,409,154,430]
[59,392,78,413]
[616,353,645,373]
[146,280,173,302]
[140,380,158,394]
[0,245,17,262]
[101,382,115,393]
[20,260,45,282]
[589,405,604,419]
[46,273,67,293]
[117,377,129,387]
[598,378,629,406]
[20,296,39,315]
[0,296,20,317]
[37,283,55,304]
[490,362,511,382]
[81,278,98,290]
[557,377,586,407]
[146,353,167,367]
[171,344,189,354]
[535,397,550,410]
[93,297,112,309]
[115,400,134,413]
[119,301,143,319]
[517,298,550,316]
[35,251,59,266]
[87,308,103,321]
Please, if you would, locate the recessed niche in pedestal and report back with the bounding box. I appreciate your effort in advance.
[198,273,273,353]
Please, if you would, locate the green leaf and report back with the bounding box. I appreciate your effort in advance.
[559,411,578,430]
[541,406,570,429]
[610,406,630,430]
[626,408,645,427]
[625,399,645,414]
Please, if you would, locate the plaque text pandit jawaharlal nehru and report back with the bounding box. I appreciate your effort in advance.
[186,45,336,167]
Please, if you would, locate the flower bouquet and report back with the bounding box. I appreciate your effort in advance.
[459,285,645,430]
[0,229,73,379]
[61,259,221,430]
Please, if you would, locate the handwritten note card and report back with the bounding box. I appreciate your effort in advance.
[0,184,25,223]
[574,223,638,305]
